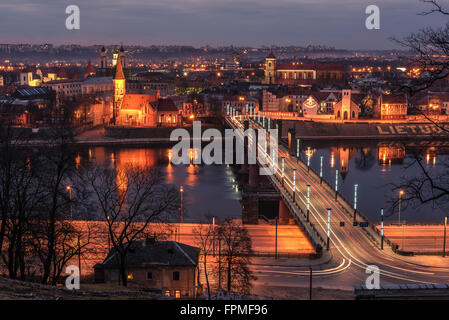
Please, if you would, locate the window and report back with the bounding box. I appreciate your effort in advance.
[146,272,153,280]
[127,272,134,280]
[175,290,181,299]
[173,271,180,281]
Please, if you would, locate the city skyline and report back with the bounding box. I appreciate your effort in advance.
[0,0,447,50]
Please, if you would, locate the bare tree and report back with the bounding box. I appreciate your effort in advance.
[389,1,449,216]
[215,219,256,295]
[193,222,214,296]
[393,1,449,96]
[32,126,78,284]
[86,164,178,286]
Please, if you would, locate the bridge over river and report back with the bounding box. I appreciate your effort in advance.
[225,114,449,286]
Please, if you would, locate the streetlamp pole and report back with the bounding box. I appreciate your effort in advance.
[380,208,384,250]
[66,185,72,220]
[306,184,311,222]
[218,238,222,290]
[334,170,339,201]
[292,169,296,203]
[281,157,285,186]
[212,216,216,256]
[309,267,313,300]
[319,156,323,185]
[327,208,331,250]
[296,139,300,158]
[443,216,447,257]
[398,190,404,225]
[179,186,184,242]
[275,216,278,260]
[353,184,358,225]
[307,147,311,172]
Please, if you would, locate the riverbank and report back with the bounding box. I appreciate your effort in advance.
[377,224,448,256]
[282,120,449,140]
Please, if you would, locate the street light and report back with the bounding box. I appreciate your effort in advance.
[292,169,296,203]
[398,190,405,224]
[179,186,184,242]
[275,216,278,260]
[327,208,331,250]
[353,184,358,225]
[306,184,311,222]
[319,156,323,185]
[66,185,72,220]
[443,217,447,258]
[307,147,311,172]
[380,208,384,250]
[334,170,339,200]
[296,139,300,158]
[281,157,285,186]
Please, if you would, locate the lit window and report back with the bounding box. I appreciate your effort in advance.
[127,272,134,280]
[175,290,181,299]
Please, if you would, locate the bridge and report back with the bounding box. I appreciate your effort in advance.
[225,114,449,286]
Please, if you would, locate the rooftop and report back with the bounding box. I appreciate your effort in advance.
[99,240,200,268]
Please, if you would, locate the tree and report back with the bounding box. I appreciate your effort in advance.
[215,219,256,295]
[389,0,449,214]
[193,222,214,296]
[86,164,178,286]
[32,126,79,284]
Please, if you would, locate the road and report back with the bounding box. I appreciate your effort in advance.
[227,116,449,291]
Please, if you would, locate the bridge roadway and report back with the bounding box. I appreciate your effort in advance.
[226,116,449,287]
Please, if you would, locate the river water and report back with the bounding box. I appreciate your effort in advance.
[301,140,449,223]
[74,140,448,223]
[75,146,242,221]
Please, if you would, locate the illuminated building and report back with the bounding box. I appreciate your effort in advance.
[378,94,408,120]
[413,92,449,115]
[94,240,199,298]
[263,50,346,86]
[333,89,359,121]
[113,55,180,127]
[302,92,339,117]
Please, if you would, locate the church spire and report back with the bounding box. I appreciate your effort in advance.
[114,54,125,80]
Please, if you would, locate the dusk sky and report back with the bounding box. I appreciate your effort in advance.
[0,0,448,49]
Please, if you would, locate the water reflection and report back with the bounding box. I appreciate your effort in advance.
[76,146,242,221]
[302,140,449,223]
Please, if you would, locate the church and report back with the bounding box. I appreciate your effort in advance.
[263,50,346,86]
[111,52,180,127]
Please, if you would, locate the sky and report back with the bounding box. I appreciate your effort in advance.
[0,0,448,49]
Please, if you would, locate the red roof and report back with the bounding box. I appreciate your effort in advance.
[381,94,407,104]
[155,98,179,112]
[121,94,158,110]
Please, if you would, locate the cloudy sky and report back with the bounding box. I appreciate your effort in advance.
[0,0,448,49]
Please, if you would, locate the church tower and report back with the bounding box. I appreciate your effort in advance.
[113,54,126,124]
[119,44,127,69]
[341,89,352,121]
[100,46,108,69]
[264,50,276,84]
